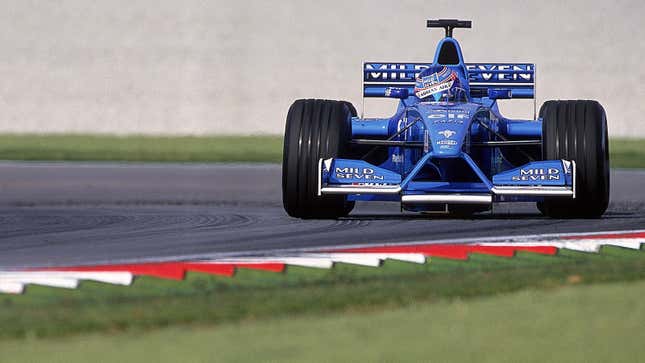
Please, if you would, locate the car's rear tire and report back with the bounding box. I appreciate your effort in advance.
[282,99,356,219]
[537,100,609,218]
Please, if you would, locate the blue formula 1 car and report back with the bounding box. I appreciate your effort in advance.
[282,19,609,219]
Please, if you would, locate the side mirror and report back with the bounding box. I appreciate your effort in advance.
[488,88,512,100]
[384,87,409,99]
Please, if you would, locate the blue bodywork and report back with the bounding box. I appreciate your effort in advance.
[319,34,575,211]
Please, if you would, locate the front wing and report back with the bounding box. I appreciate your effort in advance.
[318,154,575,205]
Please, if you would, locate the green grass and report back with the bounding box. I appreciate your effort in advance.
[0,134,642,167]
[2,279,644,363]
[0,134,283,163]
[610,138,645,168]
[2,247,645,341]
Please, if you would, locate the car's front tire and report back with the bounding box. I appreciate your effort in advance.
[537,100,610,218]
[282,99,356,219]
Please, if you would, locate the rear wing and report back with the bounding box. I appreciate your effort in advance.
[363,62,535,99]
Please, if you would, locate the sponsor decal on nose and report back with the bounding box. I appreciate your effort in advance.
[438,130,456,138]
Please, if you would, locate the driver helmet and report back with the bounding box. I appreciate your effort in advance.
[414,65,467,102]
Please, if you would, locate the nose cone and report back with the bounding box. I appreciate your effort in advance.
[418,103,480,157]
[432,125,463,157]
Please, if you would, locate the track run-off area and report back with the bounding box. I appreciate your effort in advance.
[0,162,644,270]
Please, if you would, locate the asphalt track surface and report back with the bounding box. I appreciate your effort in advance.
[0,162,644,269]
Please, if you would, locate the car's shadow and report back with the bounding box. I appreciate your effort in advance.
[342,213,543,221]
[341,210,637,221]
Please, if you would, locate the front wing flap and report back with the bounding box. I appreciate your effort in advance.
[319,157,575,203]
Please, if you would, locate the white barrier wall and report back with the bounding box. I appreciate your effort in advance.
[0,0,642,136]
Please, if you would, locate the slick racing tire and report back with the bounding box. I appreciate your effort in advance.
[282,99,356,219]
[537,100,609,218]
